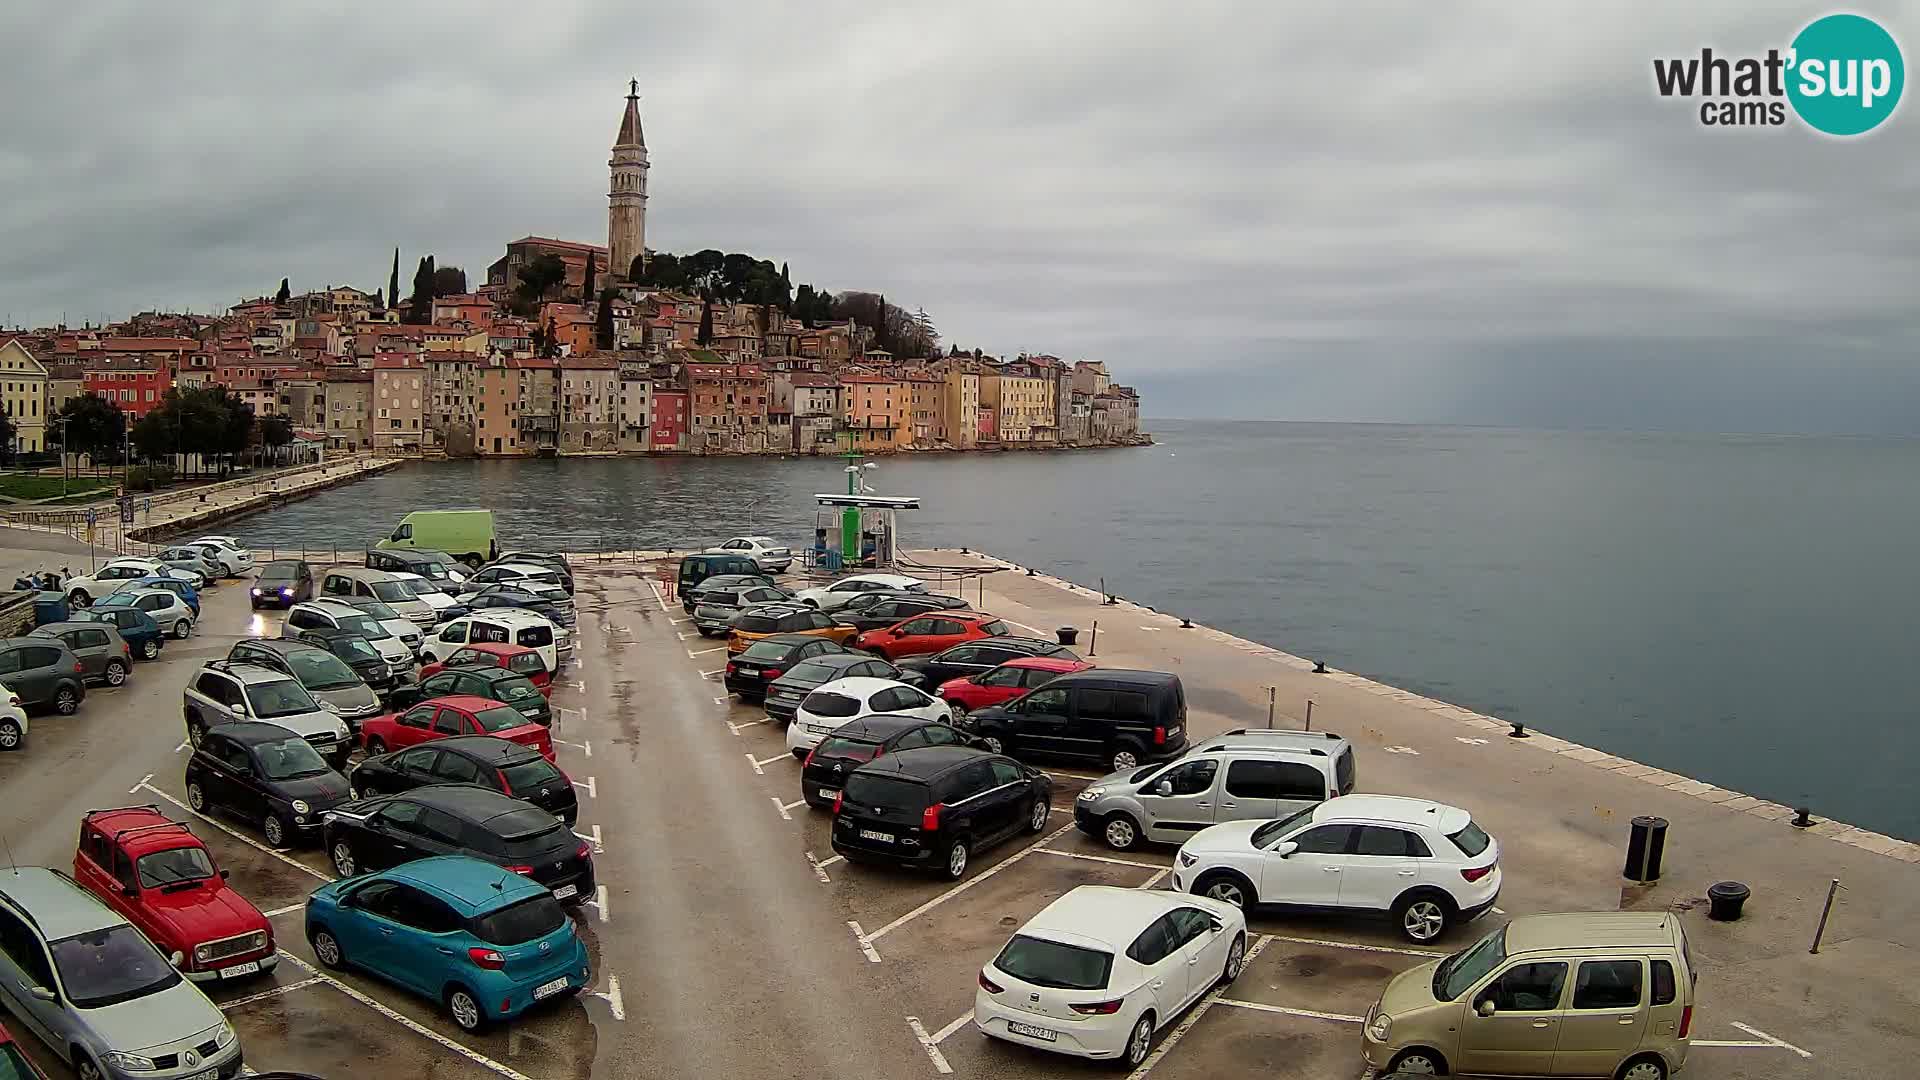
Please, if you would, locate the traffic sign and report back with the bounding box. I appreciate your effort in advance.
[118,496,134,525]
[83,508,97,527]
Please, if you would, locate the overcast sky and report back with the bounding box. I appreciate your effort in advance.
[2,2,1914,433]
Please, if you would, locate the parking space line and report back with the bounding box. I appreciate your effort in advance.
[755,752,794,769]
[678,631,700,640]
[260,903,305,918]
[1215,997,1363,1024]
[746,753,765,775]
[771,796,793,821]
[1127,934,1274,1079]
[805,851,833,883]
[572,776,597,798]
[702,669,725,679]
[1036,848,1168,871]
[582,884,610,923]
[275,951,535,1080]
[1728,1022,1813,1058]
[645,580,669,612]
[865,823,1076,947]
[573,823,604,852]
[930,1011,973,1044]
[220,977,327,1010]
[848,920,883,962]
[590,975,626,1021]
[174,740,189,753]
[139,782,331,883]
[687,645,727,657]
[906,1016,954,1074]
[1260,934,1444,958]
[816,854,845,870]
[553,736,593,757]
[729,717,771,735]
[129,772,154,793]
[1138,868,1169,890]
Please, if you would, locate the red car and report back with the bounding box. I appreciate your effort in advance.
[359,693,556,762]
[937,656,1094,718]
[420,642,552,697]
[72,806,276,982]
[854,611,1012,661]
[0,1022,46,1079]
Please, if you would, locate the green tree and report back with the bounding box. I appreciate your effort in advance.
[697,296,713,345]
[582,255,597,303]
[56,394,126,471]
[514,254,568,311]
[595,289,615,351]
[258,415,294,465]
[811,288,833,325]
[275,278,290,304]
[408,255,438,323]
[541,315,559,358]
[0,409,15,464]
[128,404,179,464]
[779,262,791,312]
[388,247,401,311]
[432,265,467,296]
[372,287,384,309]
[793,284,816,329]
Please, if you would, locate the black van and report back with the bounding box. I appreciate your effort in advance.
[959,669,1189,772]
[677,553,763,602]
[830,746,1052,880]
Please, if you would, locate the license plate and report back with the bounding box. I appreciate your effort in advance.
[185,1068,218,1080]
[552,884,578,900]
[1007,1021,1057,1042]
[533,976,569,1000]
[735,666,759,676]
[857,829,894,843]
[218,960,260,978]
[818,787,837,799]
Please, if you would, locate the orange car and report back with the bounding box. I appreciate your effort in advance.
[727,602,861,654]
[854,610,1013,660]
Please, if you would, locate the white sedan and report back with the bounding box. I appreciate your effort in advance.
[793,573,925,612]
[785,676,951,756]
[975,885,1246,1069]
[64,559,198,605]
[708,536,793,573]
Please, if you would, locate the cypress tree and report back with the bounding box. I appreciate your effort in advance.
[595,290,615,351]
[697,296,713,346]
[388,248,400,311]
[582,256,597,303]
[275,278,290,304]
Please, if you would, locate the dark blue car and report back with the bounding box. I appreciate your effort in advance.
[305,855,590,1032]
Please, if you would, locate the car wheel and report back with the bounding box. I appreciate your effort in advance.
[331,841,357,876]
[1121,1013,1155,1069]
[142,639,161,660]
[1617,1056,1668,1080]
[188,716,208,746]
[186,781,207,812]
[0,718,21,751]
[1109,742,1143,771]
[1219,932,1246,985]
[447,985,488,1032]
[263,813,289,849]
[1025,797,1049,834]
[1387,1049,1447,1075]
[1102,813,1142,851]
[68,590,90,608]
[74,1053,104,1080]
[366,736,387,755]
[173,619,192,639]
[310,926,346,970]
[943,839,969,881]
[946,701,967,724]
[53,686,79,715]
[1395,892,1453,944]
[104,660,128,686]
[980,735,1004,754]
[1197,871,1253,910]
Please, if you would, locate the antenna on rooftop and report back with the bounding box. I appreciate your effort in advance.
[1,833,15,874]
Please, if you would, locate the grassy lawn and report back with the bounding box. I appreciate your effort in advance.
[0,473,118,501]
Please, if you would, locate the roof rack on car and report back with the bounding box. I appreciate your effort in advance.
[82,804,162,821]
[1222,728,1342,739]
[110,821,195,845]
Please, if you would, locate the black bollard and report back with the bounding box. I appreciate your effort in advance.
[1706,881,1750,921]
[1792,806,1816,828]
[1508,721,1529,738]
[1312,659,1328,674]
[1056,626,1079,647]
[1623,816,1669,883]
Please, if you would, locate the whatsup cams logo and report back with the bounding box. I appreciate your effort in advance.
[1653,12,1904,135]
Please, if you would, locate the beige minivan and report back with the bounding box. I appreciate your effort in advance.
[1361,912,1694,1078]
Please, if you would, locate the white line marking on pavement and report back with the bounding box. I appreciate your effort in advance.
[260,903,305,918]
[746,752,764,775]
[678,631,700,640]
[1383,745,1421,755]
[702,669,725,679]
[220,977,327,1010]
[572,776,597,798]
[1263,934,1444,958]
[906,1016,954,1074]
[566,680,587,692]
[276,951,534,1080]
[590,975,625,1021]
[931,1011,973,1044]
[848,920,883,962]
[867,823,1076,944]
[174,740,189,753]
[1138,868,1170,890]
[1217,998,1363,1023]
[645,580,669,612]
[1455,736,1489,745]
[783,797,807,811]
[1693,1039,1781,1049]
[1037,848,1168,871]
[687,645,727,657]
[1049,770,1106,781]
[714,696,730,706]
[1729,1021,1813,1058]
[817,854,845,869]
[130,773,154,794]
[728,717,771,736]
[805,851,832,883]
[140,783,330,882]
[1491,906,1506,915]
[1137,626,1162,632]
[572,824,603,852]
[554,737,593,757]
[770,796,792,821]
[755,752,794,768]
[1127,934,1275,1079]
[667,616,690,625]
[583,884,609,923]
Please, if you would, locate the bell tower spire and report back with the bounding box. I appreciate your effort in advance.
[608,79,649,283]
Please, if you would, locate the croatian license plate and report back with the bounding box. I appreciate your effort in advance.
[857,829,894,843]
[818,787,837,799]
[185,1068,218,1080]
[735,666,759,676]
[533,976,569,1000]
[1007,1021,1057,1042]
[218,960,260,979]
[551,884,578,900]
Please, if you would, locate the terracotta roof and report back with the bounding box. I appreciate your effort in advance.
[559,353,618,370]
[507,236,608,256]
[372,356,418,370]
[507,357,557,370]
[789,374,840,387]
[100,337,197,352]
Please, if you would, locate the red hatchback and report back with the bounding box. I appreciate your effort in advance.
[72,806,277,982]
[854,611,1012,661]
[359,693,556,762]
[937,655,1093,718]
[419,642,551,697]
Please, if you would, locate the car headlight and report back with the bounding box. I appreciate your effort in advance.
[215,1021,237,1048]
[1367,1012,1392,1042]
[1077,787,1104,801]
[317,700,341,713]
[1178,851,1197,868]
[100,1051,158,1071]
[291,799,312,815]
[250,588,262,596]
[193,943,214,963]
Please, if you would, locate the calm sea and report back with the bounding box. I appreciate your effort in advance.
[228,421,1920,840]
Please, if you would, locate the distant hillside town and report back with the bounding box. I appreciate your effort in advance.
[0,83,1145,460]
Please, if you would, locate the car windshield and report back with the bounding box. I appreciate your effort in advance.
[331,637,381,663]
[1449,821,1492,857]
[815,733,883,762]
[354,599,398,620]
[491,677,542,702]
[994,935,1113,990]
[472,894,568,946]
[136,846,215,888]
[369,580,413,602]
[50,925,181,1008]
[740,640,796,662]
[257,736,333,779]
[841,773,929,811]
[803,691,861,718]
[501,758,562,792]
[785,659,849,684]
[336,614,387,639]
[260,562,300,581]
[1251,805,1320,848]
[473,706,530,732]
[246,679,319,719]
[1436,926,1508,1000]
[288,650,360,690]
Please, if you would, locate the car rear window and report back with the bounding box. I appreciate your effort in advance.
[741,640,794,662]
[842,773,930,811]
[803,691,861,718]
[516,625,553,648]
[735,614,780,633]
[1448,821,1492,857]
[471,895,568,946]
[501,758,563,792]
[786,658,847,683]
[490,816,571,860]
[473,706,530,733]
[982,620,1010,635]
[993,935,1113,991]
[490,676,542,702]
[1335,747,1357,795]
[777,613,816,631]
[815,734,882,762]
[507,653,546,676]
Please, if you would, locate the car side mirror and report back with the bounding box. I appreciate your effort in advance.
[1476,999,1497,1018]
[1273,841,1299,859]
[1209,917,1224,934]
[231,702,249,717]
[891,628,907,637]
[1153,780,1174,797]
[219,868,230,880]
[28,985,55,1003]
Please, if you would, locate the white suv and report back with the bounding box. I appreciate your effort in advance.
[1172,794,1500,944]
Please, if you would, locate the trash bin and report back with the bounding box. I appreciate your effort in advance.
[32,591,69,627]
[1624,815,1668,883]
[1707,880,1750,921]
[1057,626,1079,647]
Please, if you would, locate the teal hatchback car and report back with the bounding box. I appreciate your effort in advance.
[304,855,589,1032]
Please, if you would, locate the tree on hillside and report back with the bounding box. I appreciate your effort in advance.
[595,289,615,351]
[581,255,597,303]
[697,296,714,345]
[432,265,467,296]
[407,255,438,323]
[372,288,384,309]
[0,409,15,464]
[514,254,568,314]
[793,284,817,329]
[779,262,791,312]
[541,315,559,358]
[811,288,833,325]
[388,248,401,311]
[630,253,653,285]
[275,278,291,304]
